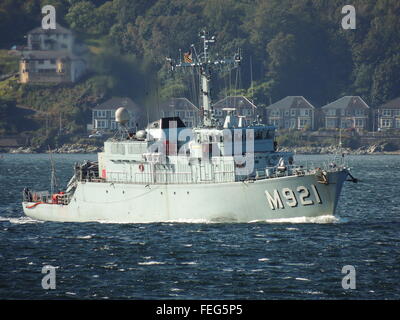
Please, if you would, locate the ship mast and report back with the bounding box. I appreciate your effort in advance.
[199,31,215,126]
[167,30,241,127]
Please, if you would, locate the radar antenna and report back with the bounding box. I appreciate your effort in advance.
[166,30,241,127]
[114,107,131,140]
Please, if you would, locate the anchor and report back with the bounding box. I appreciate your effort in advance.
[347,172,359,183]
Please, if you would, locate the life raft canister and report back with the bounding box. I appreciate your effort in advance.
[51,194,58,204]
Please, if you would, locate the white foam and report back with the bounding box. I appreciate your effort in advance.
[304,290,323,295]
[76,235,93,239]
[138,261,165,265]
[164,218,212,224]
[295,277,311,281]
[97,218,212,224]
[27,215,341,225]
[0,216,44,224]
[258,258,270,262]
[257,215,341,224]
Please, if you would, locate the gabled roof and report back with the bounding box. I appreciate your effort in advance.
[266,96,314,109]
[94,97,142,112]
[147,117,186,129]
[321,96,370,110]
[158,98,198,111]
[213,96,257,109]
[377,97,400,109]
[28,23,72,35]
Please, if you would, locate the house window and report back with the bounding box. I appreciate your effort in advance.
[340,120,351,128]
[272,120,280,127]
[326,109,336,116]
[50,59,56,64]
[395,119,400,128]
[284,110,289,116]
[326,118,336,128]
[290,119,296,128]
[382,109,391,116]
[381,119,391,128]
[96,110,107,118]
[355,119,364,127]
[299,119,309,127]
[394,110,400,116]
[355,109,364,116]
[38,60,44,65]
[96,120,107,129]
[300,109,310,116]
[290,109,296,116]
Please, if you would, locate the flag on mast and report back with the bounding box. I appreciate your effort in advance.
[183,49,193,63]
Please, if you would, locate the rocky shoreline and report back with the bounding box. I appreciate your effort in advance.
[7,143,103,154]
[278,143,400,155]
[4,142,400,155]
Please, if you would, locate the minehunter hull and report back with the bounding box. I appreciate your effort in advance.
[22,169,348,223]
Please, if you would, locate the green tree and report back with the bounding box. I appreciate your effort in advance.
[66,1,99,35]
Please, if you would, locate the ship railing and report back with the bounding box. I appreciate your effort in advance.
[22,189,73,205]
[100,170,236,184]
[292,160,346,174]
[22,190,50,203]
[242,164,315,181]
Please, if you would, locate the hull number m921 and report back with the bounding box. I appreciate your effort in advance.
[265,185,321,210]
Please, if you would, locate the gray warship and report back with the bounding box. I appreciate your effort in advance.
[22,32,357,223]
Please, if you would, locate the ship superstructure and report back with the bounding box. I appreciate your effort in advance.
[22,32,356,223]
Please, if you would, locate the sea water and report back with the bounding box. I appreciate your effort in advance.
[0,153,399,299]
